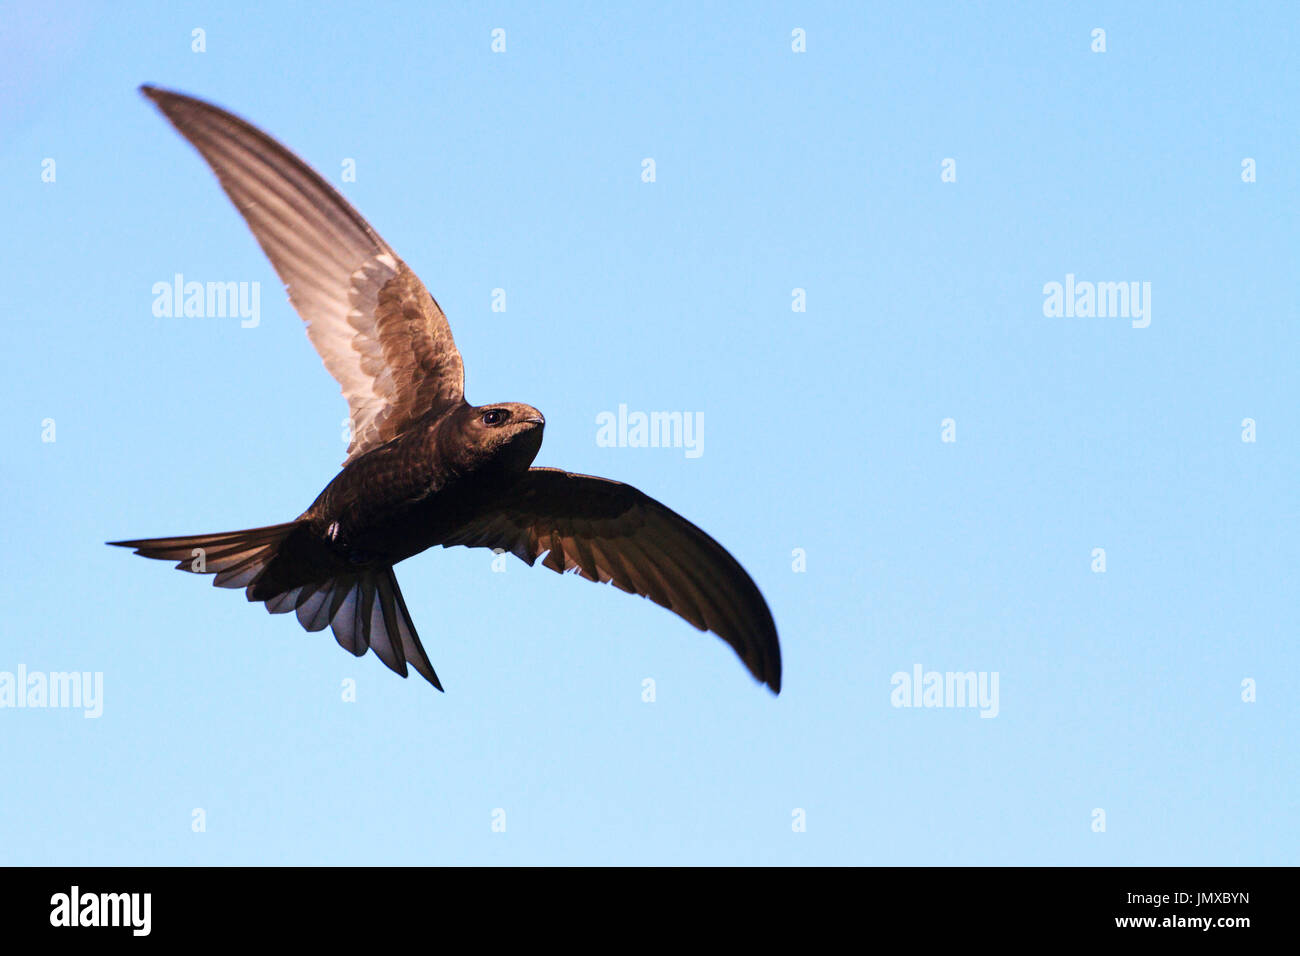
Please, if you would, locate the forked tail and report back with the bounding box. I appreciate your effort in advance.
[108,524,442,690]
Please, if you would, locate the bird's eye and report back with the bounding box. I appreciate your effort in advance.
[481,409,509,427]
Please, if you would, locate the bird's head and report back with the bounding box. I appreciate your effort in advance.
[448,402,546,478]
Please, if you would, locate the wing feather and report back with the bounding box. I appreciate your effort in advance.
[440,468,782,692]
[141,85,465,463]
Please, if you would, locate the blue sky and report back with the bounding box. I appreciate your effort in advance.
[1,1,1296,865]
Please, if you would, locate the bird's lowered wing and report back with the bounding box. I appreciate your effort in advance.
[439,468,782,692]
[141,85,464,463]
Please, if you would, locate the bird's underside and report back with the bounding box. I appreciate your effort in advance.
[110,85,782,694]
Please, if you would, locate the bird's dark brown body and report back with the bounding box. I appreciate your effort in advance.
[110,85,782,694]
[263,402,545,596]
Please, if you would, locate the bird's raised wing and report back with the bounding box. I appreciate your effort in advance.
[439,468,782,693]
[142,85,464,464]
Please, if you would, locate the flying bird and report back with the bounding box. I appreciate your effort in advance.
[111,86,781,694]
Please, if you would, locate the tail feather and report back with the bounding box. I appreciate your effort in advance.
[109,523,300,583]
[388,574,439,687]
[109,525,443,691]
[313,568,441,688]
[372,574,406,675]
[295,579,348,633]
